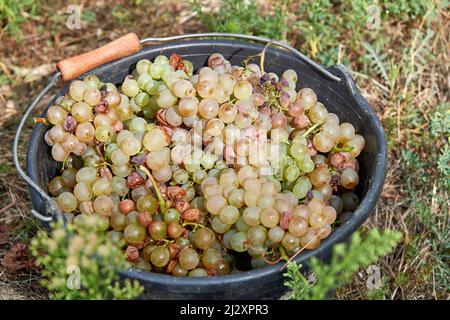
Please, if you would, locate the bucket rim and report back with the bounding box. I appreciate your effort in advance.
[26,39,388,286]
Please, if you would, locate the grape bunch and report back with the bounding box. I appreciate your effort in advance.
[43,51,364,276]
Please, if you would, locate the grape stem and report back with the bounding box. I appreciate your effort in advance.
[34,117,49,125]
[263,255,282,265]
[182,222,205,231]
[262,247,283,265]
[242,41,272,74]
[279,229,324,271]
[94,144,104,159]
[95,161,111,168]
[259,41,272,74]
[61,158,69,170]
[60,101,71,112]
[331,145,355,153]
[139,165,166,214]
[279,246,289,261]
[301,123,320,139]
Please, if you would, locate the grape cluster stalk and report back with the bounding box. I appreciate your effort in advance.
[43,52,365,276]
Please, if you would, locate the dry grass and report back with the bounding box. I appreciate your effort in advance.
[0,0,448,300]
[336,6,449,300]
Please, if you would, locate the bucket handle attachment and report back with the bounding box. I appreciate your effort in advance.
[139,33,342,83]
[14,32,341,222]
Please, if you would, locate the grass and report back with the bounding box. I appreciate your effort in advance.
[284,229,402,300]
[0,0,448,299]
[193,0,291,40]
[0,0,41,40]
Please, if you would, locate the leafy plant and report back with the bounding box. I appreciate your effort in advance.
[430,103,450,137]
[362,1,439,92]
[30,216,143,299]
[0,0,41,40]
[364,276,390,300]
[362,42,391,86]
[395,97,449,297]
[430,222,450,293]
[81,9,97,23]
[284,229,402,300]
[293,0,440,66]
[111,4,132,25]
[430,103,450,188]
[193,0,438,67]
[193,0,290,40]
[437,143,450,183]
[402,28,435,94]
[295,0,340,65]
[293,0,384,65]
[380,0,432,20]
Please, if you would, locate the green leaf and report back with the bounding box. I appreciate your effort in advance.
[30,217,143,299]
[284,229,402,300]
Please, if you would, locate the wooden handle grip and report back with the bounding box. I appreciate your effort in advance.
[57,33,141,81]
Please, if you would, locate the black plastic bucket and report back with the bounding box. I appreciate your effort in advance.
[25,39,387,299]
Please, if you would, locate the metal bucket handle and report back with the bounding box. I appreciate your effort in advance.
[13,32,342,222]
